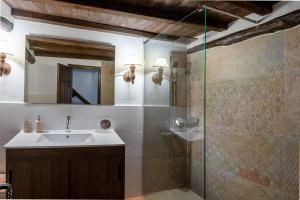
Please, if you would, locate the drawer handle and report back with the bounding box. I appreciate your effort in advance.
[118,163,122,181]
[8,170,12,184]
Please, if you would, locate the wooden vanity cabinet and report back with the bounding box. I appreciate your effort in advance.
[6,146,125,199]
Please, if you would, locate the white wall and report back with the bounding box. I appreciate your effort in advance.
[0,19,144,105]
[144,40,186,106]
[0,19,144,198]
[26,57,59,103]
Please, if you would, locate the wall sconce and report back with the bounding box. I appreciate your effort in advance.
[0,40,13,76]
[123,54,142,84]
[152,58,168,85]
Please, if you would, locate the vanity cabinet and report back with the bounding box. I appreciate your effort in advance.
[6,146,125,199]
[7,160,69,199]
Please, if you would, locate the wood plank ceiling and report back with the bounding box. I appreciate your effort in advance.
[27,35,115,61]
[4,0,277,43]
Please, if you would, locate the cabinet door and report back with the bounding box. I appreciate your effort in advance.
[69,157,108,199]
[69,155,124,199]
[7,160,68,199]
[106,155,125,199]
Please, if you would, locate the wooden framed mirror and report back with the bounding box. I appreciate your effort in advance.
[24,35,115,105]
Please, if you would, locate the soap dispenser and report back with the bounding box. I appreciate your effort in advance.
[35,115,44,133]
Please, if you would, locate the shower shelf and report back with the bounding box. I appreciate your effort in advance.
[170,127,204,142]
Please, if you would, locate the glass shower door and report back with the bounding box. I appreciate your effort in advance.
[143,5,207,200]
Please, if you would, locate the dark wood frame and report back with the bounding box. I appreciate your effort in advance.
[57,63,73,104]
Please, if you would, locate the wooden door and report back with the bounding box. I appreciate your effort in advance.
[7,160,68,199]
[57,63,72,103]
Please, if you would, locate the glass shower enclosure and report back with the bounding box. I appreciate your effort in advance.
[143,6,207,200]
[144,2,300,200]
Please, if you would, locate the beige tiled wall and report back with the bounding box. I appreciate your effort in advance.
[187,25,300,200]
[143,107,188,194]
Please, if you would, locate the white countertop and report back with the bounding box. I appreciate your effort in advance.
[4,129,125,149]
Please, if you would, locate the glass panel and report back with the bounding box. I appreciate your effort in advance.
[143,5,207,200]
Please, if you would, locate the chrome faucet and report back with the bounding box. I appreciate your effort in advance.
[66,115,71,132]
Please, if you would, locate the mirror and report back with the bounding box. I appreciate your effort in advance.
[24,35,115,105]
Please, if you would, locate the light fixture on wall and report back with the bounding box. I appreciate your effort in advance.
[0,40,13,76]
[123,54,142,84]
[152,58,168,85]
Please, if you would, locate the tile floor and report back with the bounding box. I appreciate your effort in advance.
[135,188,203,200]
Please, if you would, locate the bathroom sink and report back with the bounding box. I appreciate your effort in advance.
[37,133,94,144]
[4,129,125,148]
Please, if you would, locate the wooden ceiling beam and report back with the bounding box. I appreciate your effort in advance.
[225,1,273,16]
[28,42,115,57]
[187,9,300,54]
[18,0,226,31]
[30,43,115,56]
[32,47,115,58]
[34,50,114,61]
[26,35,115,60]
[12,9,182,41]
[26,35,115,51]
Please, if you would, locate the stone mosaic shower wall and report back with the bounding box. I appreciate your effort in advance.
[187,25,300,200]
[187,48,205,197]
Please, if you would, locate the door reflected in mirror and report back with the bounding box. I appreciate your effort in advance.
[24,35,115,105]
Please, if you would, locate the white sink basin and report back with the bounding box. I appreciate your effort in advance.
[4,130,125,148]
[37,133,94,144]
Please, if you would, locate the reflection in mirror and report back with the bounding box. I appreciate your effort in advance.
[24,35,115,105]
